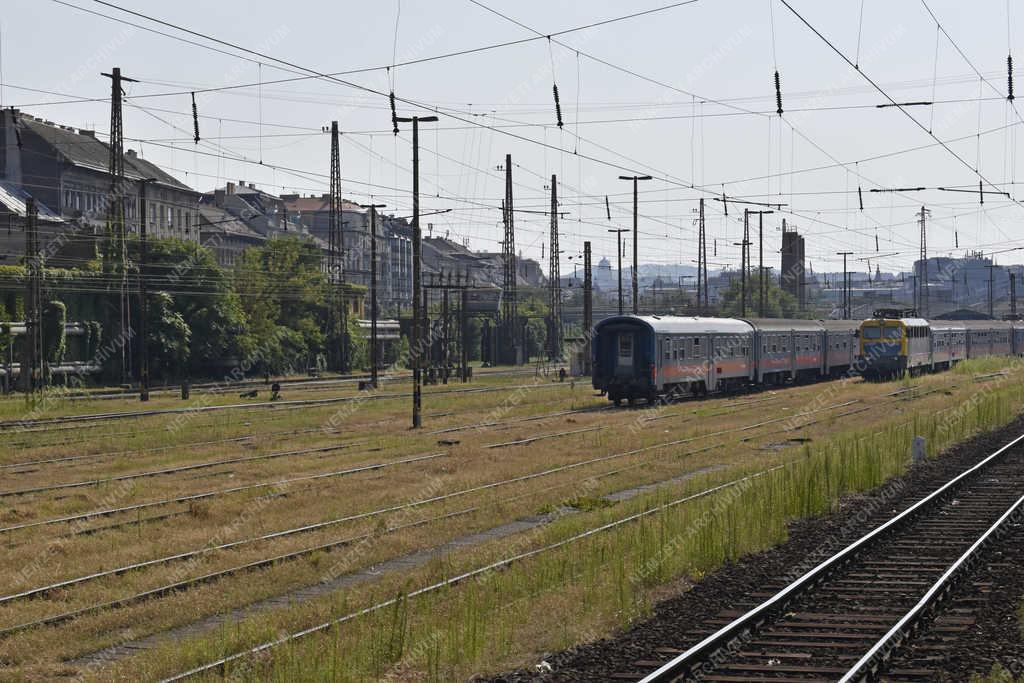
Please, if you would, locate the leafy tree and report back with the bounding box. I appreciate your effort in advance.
[718,272,805,318]
[134,237,248,376]
[234,236,328,374]
[146,292,191,378]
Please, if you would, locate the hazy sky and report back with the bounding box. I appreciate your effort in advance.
[1,0,1021,276]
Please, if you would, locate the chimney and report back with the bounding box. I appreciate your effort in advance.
[248,182,256,190]
[79,129,95,137]
[226,181,236,195]
[214,189,226,208]
[126,149,137,158]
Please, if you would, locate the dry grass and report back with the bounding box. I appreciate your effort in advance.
[0,361,1021,680]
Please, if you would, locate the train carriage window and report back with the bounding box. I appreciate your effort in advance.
[618,335,633,358]
[664,342,671,360]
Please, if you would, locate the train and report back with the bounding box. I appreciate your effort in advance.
[858,309,1024,379]
[591,312,1024,404]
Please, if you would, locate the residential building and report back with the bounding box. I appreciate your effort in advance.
[0,108,201,251]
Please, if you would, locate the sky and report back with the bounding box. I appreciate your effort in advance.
[1,0,1022,277]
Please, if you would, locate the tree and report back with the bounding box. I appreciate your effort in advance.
[718,272,804,318]
[135,237,248,376]
[234,236,328,374]
[146,292,191,379]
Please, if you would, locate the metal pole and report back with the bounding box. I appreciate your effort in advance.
[583,240,592,375]
[609,228,628,315]
[395,114,438,428]
[632,178,638,313]
[837,252,853,319]
[138,179,154,401]
[616,175,651,313]
[360,203,386,387]
[460,283,469,382]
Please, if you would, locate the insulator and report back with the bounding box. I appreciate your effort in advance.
[1009,55,1015,101]
[553,83,564,128]
[980,180,984,205]
[389,91,399,135]
[955,230,959,248]
[191,92,200,144]
[774,70,783,116]
[605,195,611,220]
[875,233,879,251]
[722,192,728,216]
[858,185,864,211]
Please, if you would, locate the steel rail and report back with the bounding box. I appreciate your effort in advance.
[638,430,1024,682]
[159,466,786,681]
[0,396,874,536]
[0,381,566,431]
[0,505,479,638]
[839,490,1024,682]
[0,441,369,498]
[0,452,447,535]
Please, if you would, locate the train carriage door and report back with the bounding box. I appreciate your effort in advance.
[789,330,797,380]
[928,327,935,370]
[706,334,716,391]
[615,331,634,376]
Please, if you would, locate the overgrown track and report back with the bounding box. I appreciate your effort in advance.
[629,433,1024,683]
[0,380,566,432]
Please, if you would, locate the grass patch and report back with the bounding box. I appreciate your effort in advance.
[151,365,1024,682]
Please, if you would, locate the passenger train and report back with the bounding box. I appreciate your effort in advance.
[592,312,1023,404]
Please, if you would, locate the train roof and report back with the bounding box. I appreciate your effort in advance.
[819,320,861,331]
[926,320,967,331]
[742,318,824,332]
[595,315,753,335]
[958,319,1014,330]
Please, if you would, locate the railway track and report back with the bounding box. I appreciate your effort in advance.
[0,380,568,432]
[0,395,882,652]
[627,432,1024,683]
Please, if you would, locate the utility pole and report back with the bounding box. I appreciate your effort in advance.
[618,174,652,313]
[697,198,708,310]
[137,178,156,401]
[328,120,347,373]
[359,203,386,387]
[916,206,931,317]
[460,276,470,382]
[837,252,853,319]
[608,228,628,315]
[24,198,42,393]
[748,210,774,317]
[394,114,438,429]
[102,67,136,385]
[547,174,562,361]
[500,154,519,364]
[583,240,593,375]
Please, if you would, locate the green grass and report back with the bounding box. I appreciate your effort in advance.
[170,365,1024,682]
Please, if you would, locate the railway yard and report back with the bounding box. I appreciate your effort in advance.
[2,362,1024,681]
